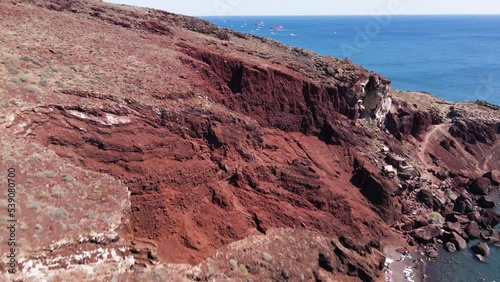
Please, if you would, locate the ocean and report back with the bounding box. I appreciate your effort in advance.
[202,15,500,281]
[202,15,500,106]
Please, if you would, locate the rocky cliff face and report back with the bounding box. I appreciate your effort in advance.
[0,1,498,281]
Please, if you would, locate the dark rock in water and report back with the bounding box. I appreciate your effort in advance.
[444,221,464,235]
[468,177,492,195]
[475,254,486,262]
[480,210,500,228]
[486,230,500,245]
[471,242,490,257]
[445,242,457,253]
[417,189,434,208]
[483,170,500,186]
[480,230,493,240]
[464,222,481,239]
[492,229,500,240]
[477,196,496,209]
[412,224,442,243]
[446,232,467,251]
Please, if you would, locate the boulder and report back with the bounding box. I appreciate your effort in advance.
[471,242,490,257]
[444,189,459,201]
[445,242,457,253]
[433,193,447,210]
[489,230,500,245]
[468,177,491,195]
[433,169,448,181]
[453,194,474,214]
[464,222,481,239]
[444,221,464,235]
[467,211,482,223]
[417,189,434,208]
[385,153,404,169]
[446,213,469,224]
[412,224,442,243]
[399,165,419,179]
[446,232,467,251]
[483,170,500,186]
[413,216,430,228]
[441,204,455,218]
[481,230,493,240]
[480,210,500,228]
[428,212,445,227]
[477,196,496,209]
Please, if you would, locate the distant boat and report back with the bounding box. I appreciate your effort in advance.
[270,25,284,31]
[290,33,296,36]
[255,21,264,26]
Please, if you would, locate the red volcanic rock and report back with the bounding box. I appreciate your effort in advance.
[467,211,482,222]
[468,177,492,195]
[384,107,432,140]
[413,216,430,228]
[446,232,467,251]
[480,210,500,228]
[412,224,442,243]
[453,194,475,214]
[351,155,399,221]
[417,189,434,209]
[446,213,470,224]
[449,119,496,146]
[444,221,464,235]
[464,222,481,239]
[1,0,499,280]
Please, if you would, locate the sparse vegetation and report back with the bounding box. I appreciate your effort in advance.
[35,170,56,179]
[24,85,40,93]
[63,174,74,183]
[47,206,69,220]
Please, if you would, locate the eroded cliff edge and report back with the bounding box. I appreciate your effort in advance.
[0,1,498,281]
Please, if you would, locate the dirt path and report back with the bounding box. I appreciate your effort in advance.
[479,141,500,171]
[417,124,447,180]
[418,124,445,170]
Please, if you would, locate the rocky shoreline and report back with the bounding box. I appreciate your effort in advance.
[385,126,499,263]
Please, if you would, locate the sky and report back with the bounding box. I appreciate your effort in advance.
[104,0,500,16]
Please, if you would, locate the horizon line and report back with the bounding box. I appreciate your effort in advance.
[197,13,500,17]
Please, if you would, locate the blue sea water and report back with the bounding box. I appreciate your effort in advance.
[202,15,500,105]
[201,15,500,281]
